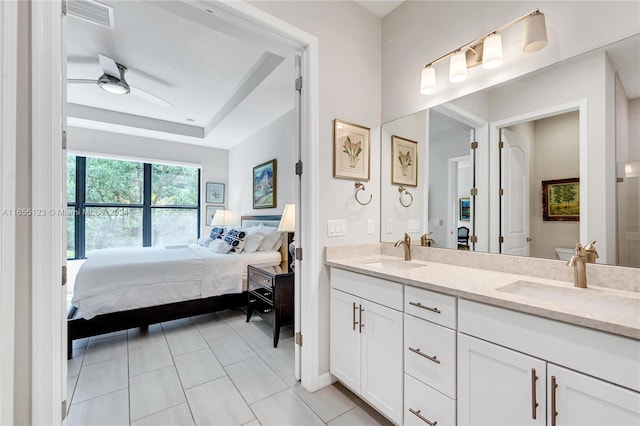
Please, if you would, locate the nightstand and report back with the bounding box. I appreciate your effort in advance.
[246,263,294,347]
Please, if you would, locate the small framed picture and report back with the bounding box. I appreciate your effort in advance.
[205,182,225,204]
[205,205,224,226]
[333,119,370,181]
[459,198,470,221]
[253,159,277,209]
[391,135,418,187]
[542,178,580,221]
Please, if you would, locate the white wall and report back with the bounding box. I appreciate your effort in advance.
[381,1,640,122]
[249,0,382,377]
[227,109,296,221]
[66,127,228,238]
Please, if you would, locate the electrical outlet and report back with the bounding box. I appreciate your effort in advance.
[367,219,375,234]
[386,219,393,234]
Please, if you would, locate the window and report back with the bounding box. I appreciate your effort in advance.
[67,156,200,259]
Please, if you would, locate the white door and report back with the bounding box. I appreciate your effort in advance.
[501,128,530,256]
[360,299,403,425]
[329,289,360,393]
[458,334,546,426]
[548,364,640,426]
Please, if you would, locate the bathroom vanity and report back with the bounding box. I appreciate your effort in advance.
[326,245,640,426]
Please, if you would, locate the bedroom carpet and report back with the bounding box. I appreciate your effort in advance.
[66,308,392,426]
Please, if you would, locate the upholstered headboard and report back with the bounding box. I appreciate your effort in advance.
[240,215,289,266]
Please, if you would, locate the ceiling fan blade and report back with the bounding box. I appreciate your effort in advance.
[130,86,172,108]
[68,79,98,85]
[98,54,121,78]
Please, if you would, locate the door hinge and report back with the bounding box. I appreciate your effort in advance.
[470,235,478,244]
[62,265,67,286]
[295,332,303,346]
[499,140,504,149]
[617,177,624,183]
[295,76,303,92]
[470,141,478,150]
[499,236,504,244]
[295,247,303,261]
[499,188,504,196]
[62,129,67,150]
[295,161,303,176]
[61,0,67,16]
[61,400,67,420]
[470,188,478,196]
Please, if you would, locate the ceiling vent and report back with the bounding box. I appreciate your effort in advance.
[67,0,114,29]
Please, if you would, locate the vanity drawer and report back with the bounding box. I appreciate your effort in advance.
[404,373,455,426]
[405,285,456,329]
[404,314,456,399]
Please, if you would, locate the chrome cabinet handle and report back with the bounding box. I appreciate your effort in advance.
[409,301,441,314]
[531,368,539,419]
[551,376,558,426]
[409,408,437,426]
[408,347,440,364]
[352,302,358,331]
[359,304,364,333]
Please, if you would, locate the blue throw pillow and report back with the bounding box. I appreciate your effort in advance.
[209,226,225,240]
[224,228,247,253]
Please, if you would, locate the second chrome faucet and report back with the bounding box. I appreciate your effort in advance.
[395,233,412,261]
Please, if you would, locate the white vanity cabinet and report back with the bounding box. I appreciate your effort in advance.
[330,269,404,425]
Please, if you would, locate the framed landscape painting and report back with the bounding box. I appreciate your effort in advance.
[333,119,370,181]
[391,135,418,187]
[459,198,470,221]
[253,159,277,209]
[542,178,579,221]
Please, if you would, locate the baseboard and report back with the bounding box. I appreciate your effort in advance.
[317,372,337,389]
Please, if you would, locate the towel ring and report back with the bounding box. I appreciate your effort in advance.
[398,186,414,207]
[355,182,373,206]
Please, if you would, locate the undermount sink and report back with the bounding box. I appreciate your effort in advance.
[363,259,427,271]
[497,280,640,318]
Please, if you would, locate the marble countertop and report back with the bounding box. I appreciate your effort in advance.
[326,253,640,340]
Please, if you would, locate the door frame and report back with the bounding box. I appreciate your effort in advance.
[489,100,587,254]
[0,1,18,424]
[447,154,471,249]
[30,1,321,423]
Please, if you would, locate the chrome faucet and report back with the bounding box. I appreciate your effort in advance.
[567,243,588,288]
[395,233,412,261]
[584,240,599,264]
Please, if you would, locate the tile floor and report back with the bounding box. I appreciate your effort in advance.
[66,308,393,426]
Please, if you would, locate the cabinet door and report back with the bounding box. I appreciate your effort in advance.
[458,334,546,426]
[548,364,640,426]
[330,289,360,393]
[360,299,403,425]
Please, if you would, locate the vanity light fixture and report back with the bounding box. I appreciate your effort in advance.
[420,9,547,94]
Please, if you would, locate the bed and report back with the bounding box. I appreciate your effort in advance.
[67,215,287,358]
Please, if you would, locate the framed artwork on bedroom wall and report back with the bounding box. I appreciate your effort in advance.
[205,205,224,226]
[333,118,370,181]
[206,182,225,204]
[253,159,277,209]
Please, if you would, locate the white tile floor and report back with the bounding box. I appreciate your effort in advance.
[67,308,393,426]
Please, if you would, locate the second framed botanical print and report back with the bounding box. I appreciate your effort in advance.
[391,135,418,186]
[333,119,370,181]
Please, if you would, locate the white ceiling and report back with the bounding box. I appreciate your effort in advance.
[355,0,404,18]
[67,0,298,150]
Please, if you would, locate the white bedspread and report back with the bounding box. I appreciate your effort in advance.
[71,245,280,319]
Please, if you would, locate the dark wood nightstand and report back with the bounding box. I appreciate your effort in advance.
[246,263,294,347]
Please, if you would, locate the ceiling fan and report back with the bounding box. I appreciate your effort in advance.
[68,54,172,108]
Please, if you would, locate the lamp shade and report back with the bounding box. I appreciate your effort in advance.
[211,209,235,226]
[482,33,503,69]
[420,66,437,94]
[523,12,548,53]
[277,204,296,232]
[449,51,467,83]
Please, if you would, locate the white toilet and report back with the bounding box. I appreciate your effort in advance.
[555,247,574,261]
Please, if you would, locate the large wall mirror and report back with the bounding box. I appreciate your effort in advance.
[381,34,639,268]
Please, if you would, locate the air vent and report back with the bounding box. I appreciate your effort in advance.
[67,0,114,29]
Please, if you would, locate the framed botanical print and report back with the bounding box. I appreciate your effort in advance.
[253,159,277,209]
[205,205,224,226]
[391,135,418,186]
[542,178,580,221]
[205,182,225,204]
[333,119,370,181]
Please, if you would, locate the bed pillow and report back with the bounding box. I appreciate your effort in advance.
[224,228,248,253]
[197,237,213,247]
[209,238,232,254]
[242,226,267,253]
[209,226,225,240]
[258,225,282,251]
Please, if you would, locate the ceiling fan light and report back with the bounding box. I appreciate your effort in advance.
[97,74,130,95]
[449,51,467,83]
[523,11,548,53]
[482,33,503,69]
[420,66,437,94]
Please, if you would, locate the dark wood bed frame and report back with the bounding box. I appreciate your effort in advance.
[67,215,284,359]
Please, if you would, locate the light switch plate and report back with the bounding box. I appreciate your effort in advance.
[328,219,346,237]
[367,219,375,234]
[408,219,420,233]
[386,219,393,234]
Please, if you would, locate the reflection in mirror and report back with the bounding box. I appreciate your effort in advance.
[380,34,640,267]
